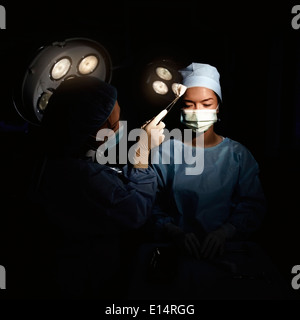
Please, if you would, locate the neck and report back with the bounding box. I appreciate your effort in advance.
[191,126,223,148]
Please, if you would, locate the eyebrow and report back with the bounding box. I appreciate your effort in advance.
[183,98,214,103]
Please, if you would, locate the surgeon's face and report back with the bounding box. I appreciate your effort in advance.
[182,87,218,111]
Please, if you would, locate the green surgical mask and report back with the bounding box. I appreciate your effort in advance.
[180,106,218,133]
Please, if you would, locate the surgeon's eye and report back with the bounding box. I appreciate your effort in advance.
[184,106,194,110]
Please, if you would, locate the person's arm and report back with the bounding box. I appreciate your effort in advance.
[200,147,267,259]
[84,110,168,230]
[85,164,158,229]
[201,147,267,259]
[152,188,202,260]
[150,147,202,259]
[132,109,167,169]
[150,145,176,238]
[227,148,267,239]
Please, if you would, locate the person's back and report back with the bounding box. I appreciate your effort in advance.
[39,155,153,298]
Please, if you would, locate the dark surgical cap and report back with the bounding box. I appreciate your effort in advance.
[41,76,118,157]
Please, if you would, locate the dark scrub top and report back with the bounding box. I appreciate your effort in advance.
[37,156,157,298]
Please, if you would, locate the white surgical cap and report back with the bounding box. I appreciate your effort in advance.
[179,63,222,101]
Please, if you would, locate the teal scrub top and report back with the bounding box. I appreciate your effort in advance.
[150,137,266,239]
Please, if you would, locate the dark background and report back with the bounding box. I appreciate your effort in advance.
[0,1,300,299]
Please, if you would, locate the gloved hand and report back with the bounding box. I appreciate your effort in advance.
[201,223,236,260]
[164,223,201,260]
[182,233,202,260]
[201,228,226,260]
[133,109,167,168]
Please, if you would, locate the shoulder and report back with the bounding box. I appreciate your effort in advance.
[224,137,252,154]
[223,137,258,166]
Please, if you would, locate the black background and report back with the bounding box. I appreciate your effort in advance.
[0,1,300,300]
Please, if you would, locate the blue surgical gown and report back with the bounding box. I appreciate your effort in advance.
[38,157,157,233]
[34,157,158,298]
[150,137,266,240]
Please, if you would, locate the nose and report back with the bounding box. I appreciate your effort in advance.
[194,103,205,110]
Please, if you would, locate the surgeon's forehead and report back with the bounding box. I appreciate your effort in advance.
[183,87,216,101]
[184,87,215,98]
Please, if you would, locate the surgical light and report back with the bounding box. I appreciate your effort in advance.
[141,58,183,106]
[13,37,112,125]
[51,57,72,80]
[152,80,168,95]
[156,67,172,80]
[78,55,99,75]
[38,90,53,111]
